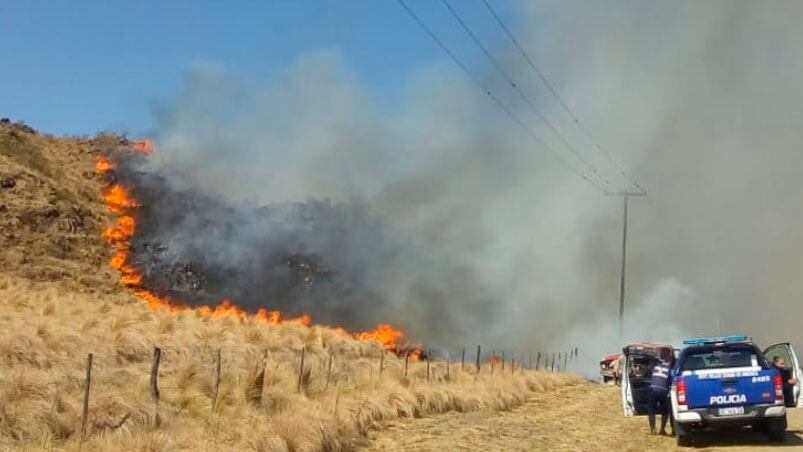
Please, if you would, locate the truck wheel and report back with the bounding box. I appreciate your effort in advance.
[603,376,611,384]
[765,415,787,442]
[676,433,693,447]
[674,420,692,447]
[752,421,767,435]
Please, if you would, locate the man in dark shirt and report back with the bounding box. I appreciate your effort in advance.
[648,357,674,435]
[774,356,798,407]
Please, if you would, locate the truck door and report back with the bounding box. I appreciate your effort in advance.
[764,342,802,408]
[621,354,635,417]
[621,352,656,416]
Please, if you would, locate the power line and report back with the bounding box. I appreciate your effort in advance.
[396,0,604,191]
[440,0,611,189]
[479,0,645,195]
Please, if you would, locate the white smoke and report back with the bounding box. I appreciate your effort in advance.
[567,278,697,378]
[144,1,803,357]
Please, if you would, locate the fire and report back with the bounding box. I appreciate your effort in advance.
[96,143,416,353]
[95,156,115,173]
[489,355,501,365]
[103,184,141,214]
[355,323,405,350]
[131,140,155,154]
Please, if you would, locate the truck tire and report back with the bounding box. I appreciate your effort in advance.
[765,415,787,442]
[674,420,693,447]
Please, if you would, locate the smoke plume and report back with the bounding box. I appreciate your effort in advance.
[123,0,803,360]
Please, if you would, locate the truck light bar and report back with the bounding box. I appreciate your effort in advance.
[682,335,749,345]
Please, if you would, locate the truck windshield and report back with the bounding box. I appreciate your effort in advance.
[681,345,760,371]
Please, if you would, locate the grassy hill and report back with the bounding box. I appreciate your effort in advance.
[0,120,579,451]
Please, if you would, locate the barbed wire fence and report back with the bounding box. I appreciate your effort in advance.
[3,341,579,444]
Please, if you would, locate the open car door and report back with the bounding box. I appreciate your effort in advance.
[621,350,661,416]
[621,353,635,416]
[764,342,802,408]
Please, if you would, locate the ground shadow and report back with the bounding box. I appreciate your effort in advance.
[688,427,803,448]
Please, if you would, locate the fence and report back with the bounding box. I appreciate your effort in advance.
[25,343,579,440]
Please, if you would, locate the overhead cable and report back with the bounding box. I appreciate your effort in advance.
[479,0,646,194]
[396,0,605,192]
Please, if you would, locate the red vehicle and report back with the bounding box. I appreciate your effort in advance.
[600,353,622,383]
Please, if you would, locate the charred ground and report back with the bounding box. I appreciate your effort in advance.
[106,146,496,345]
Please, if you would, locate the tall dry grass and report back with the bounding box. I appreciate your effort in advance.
[0,276,581,451]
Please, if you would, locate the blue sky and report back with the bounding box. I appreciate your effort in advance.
[0,0,526,136]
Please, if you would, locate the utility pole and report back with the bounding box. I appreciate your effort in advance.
[606,190,646,338]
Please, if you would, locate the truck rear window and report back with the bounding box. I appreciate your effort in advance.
[681,346,759,371]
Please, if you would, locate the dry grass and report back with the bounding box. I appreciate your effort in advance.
[0,122,580,450]
[0,275,580,451]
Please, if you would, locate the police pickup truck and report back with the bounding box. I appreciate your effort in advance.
[670,336,801,446]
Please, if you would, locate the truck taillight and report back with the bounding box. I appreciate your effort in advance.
[774,373,784,401]
[677,378,687,405]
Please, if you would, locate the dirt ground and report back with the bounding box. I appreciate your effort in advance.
[363,383,803,451]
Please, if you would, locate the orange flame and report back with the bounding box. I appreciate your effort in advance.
[95,156,115,173]
[355,323,405,349]
[103,184,141,214]
[97,142,416,353]
[131,140,155,154]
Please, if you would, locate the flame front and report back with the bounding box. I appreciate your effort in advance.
[97,144,414,353]
[95,156,115,173]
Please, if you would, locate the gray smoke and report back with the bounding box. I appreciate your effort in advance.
[126,1,803,358]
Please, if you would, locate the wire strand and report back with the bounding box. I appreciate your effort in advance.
[440,0,610,188]
[479,0,645,194]
[396,0,604,192]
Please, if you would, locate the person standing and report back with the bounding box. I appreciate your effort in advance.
[648,357,673,435]
[773,356,798,407]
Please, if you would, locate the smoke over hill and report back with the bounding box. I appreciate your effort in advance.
[116,149,494,345]
[128,0,803,355]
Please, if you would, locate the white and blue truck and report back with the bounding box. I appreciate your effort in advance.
[622,335,801,447]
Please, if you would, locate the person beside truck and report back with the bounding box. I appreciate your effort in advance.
[620,336,801,447]
[647,355,674,435]
[773,355,799,407]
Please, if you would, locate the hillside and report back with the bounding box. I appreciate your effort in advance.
[0,120,580,451]
[0,119,122,292]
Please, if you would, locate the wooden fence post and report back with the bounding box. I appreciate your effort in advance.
[260,349,270,406]
[404,351,410,377]
[501,351,505,372]
[461,349,466,372]
[446,356,451,381]
[426,350,431,382]
[297,347,306,393]
[535,352,541,370]
[212,348,221,410]
[475,345,481,374]
[551,353,556,372]
[80,353,93,438]
[491,350,496,375]
[149,347,161,427]
[564,351,568,370]
[379,349,385,377]
[325,350,334,391]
